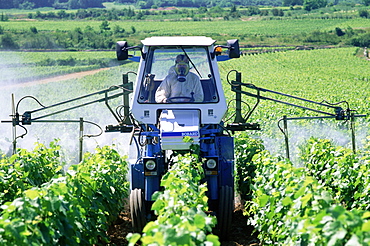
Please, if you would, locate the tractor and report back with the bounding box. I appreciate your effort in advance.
[113,36,245,239]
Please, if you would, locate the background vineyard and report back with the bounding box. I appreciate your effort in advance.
[4,19,370,34]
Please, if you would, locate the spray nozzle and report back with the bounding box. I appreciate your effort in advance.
[334,107,346,120]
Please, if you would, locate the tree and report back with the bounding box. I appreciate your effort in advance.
[68,0,80,9]
[19,1,35,9]
[57,10,69,18]
[363,0,370,6]
[30,26,38,34]
[1,12,9,21]
[359,9,369,18]
[304,0,327,11]
[113,24,125,35]
[79,0,104,8]
[282,0,304,6]
[33,0,55,8]
[335,27,345,36]
[1,34,19,49]
[100,20,110,32]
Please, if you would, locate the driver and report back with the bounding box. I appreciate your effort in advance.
[155,54,204,103]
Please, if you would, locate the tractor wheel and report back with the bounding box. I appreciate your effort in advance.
[217,185,233,241]
[130,188,147,232]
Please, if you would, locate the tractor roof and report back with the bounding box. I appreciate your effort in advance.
[141,36,216,47]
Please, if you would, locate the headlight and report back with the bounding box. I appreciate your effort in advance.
[145,160,156,170]
[206,159,217,169]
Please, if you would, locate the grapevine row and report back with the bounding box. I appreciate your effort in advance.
[301,137,370,211]
[0,146,128,245]
[0,141,63,207]
[128,152,220,246]
[236,134,370,245]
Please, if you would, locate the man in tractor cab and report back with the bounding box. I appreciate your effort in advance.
[155,54,204,103]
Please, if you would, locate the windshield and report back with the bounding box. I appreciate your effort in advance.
[137,47,219,104]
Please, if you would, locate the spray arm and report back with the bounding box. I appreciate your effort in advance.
[226,70,366,130]
[225,70,367,157]
[2,73,134,130]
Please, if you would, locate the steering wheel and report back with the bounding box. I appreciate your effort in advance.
[167,97,193,103]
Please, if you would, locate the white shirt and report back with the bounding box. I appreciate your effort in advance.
[155,68,204,103]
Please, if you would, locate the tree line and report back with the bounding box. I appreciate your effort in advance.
[1,20,370,51]
[0,0,367,10]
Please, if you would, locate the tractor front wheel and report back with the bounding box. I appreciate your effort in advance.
[217,185,233,240]
[130,188,147,232]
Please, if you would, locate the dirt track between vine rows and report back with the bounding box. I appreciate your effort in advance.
[107,201,259,246]
[2,67,111,89]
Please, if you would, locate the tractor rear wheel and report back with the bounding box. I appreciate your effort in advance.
[218,185,233,240]
[130,188,147,232]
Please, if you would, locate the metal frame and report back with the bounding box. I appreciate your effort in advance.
[1,73,134,160]
[226,70,367,159]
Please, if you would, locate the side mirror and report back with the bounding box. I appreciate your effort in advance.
[116,41,128,61]
[227,39,240,59]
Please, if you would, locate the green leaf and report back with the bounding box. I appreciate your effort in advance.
[294,186,306,199]
[206,234,220,246]
[258,194,269,207]
[151,199,165,213]
[301,193,312,208]
[127,233,141,246]
[194,214,206,229]
[361,211,370,219]
[24,189,39,200]
[362,220,370,231]
[282,196,292,206]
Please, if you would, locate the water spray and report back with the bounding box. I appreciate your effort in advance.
[1,73,134,160]
[226,70,367,159]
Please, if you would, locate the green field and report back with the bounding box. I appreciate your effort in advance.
[3,18,370,36]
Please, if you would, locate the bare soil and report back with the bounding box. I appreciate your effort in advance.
[2,67,111,89]
[106,202,259,246]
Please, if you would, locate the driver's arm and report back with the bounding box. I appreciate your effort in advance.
[155,78,170,103]
[191,75,204,102]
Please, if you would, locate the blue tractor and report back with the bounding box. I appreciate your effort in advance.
[114,36,245,239]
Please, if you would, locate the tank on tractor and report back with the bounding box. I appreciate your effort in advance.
[116,36,240,239]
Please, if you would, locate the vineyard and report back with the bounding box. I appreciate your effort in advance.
[0,144,129,245]
[0,46,369,245]
[4,19,370,35]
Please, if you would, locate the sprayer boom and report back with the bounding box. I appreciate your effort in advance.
[226,70,367,157]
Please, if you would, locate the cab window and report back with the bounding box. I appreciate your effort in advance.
[137,47,219,104]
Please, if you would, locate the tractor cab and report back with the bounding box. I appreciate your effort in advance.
[117,36,239,126]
